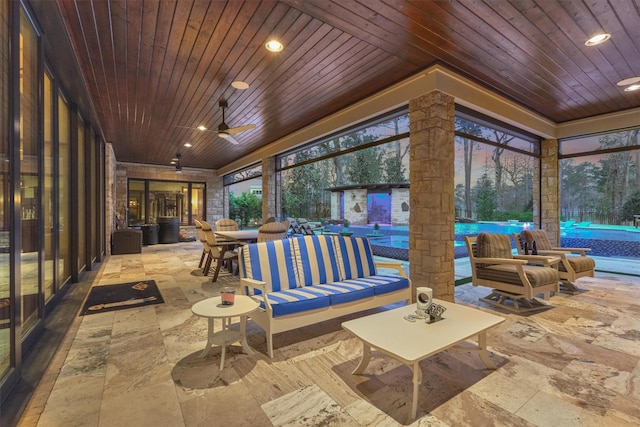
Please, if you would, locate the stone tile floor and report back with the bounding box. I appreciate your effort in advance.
[15,241,640,426]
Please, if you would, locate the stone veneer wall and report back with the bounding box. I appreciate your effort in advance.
[391,188,409,225]
[106,144,117,250]
[343,189,367,225]
[330,192,341,220]
[409,91,456,302]
[540,139,560,246]
[262,157,277,220]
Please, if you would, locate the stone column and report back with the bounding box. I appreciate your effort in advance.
[539,139,560,245]
[409,90,456,302]
[391,187,409,226]
[262,156,277,221]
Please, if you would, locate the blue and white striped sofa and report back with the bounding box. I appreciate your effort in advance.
[239,235,411,357]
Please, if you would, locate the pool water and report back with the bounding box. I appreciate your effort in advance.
[363,222,640,260]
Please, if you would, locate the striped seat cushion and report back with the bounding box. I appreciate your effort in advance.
[562,255,595,273]
[334,236,377,280]
[293,235,342,287]
[477,264,559,287]
[240,239,299,293]
[306,281,376,305]
[261,287,331,317]
[476,233,513,259]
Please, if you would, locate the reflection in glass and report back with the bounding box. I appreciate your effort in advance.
[128,180,204,226]
[58,94,71,286]
[77,116,86,271]
[20,9,40,336]
[44,72,54,301]
[0,0,10,377]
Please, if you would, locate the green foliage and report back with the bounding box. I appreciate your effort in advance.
[345,147,382,184]
[621,190,640,221]
[383,156,407,183]
[475,173,497,221]
[229,191,262,228]
[492,211,534,222]
[373,222,380,231]
[343,219,350,229]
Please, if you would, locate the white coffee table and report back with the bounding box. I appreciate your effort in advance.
[342,300,505,420]
[191,295,259,370]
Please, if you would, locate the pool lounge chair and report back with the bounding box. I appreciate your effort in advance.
[514,230,595,294]
[465,233,560,313]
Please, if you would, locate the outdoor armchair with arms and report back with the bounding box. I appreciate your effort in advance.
[465,233,560,313]
[514,229,595,294]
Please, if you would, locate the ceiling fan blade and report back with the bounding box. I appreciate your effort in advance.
[227,124,256,135]
[225,134,240,145]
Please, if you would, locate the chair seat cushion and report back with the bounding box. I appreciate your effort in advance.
[347,275,410,296]
[262,288,331,317]
[309,282,375,305]
[561,256,596,273]
[477,264,559,287]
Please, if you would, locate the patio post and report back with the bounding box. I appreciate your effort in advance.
[409,90,456,302]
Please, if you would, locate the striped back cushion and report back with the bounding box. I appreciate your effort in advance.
[335,236,376,280]
[520,229,552,250]
[240,239,299,292]
[293,235,342,287]
[476,233,513,259]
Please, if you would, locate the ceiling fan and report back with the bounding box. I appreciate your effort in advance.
[215,100,256,145]
[176,100,256,145]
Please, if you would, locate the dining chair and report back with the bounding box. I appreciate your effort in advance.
[201,221,240,282]
[193,219,209,269]
[257,222,288,242]
[215,218,239,231]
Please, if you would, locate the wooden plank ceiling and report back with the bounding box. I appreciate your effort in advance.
[55,0,640,170]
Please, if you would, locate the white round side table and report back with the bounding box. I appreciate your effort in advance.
[191,295,259,370]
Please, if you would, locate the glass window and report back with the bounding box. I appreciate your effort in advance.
[561,127,640,155]
[191,183,205,221]
[0,0,10,378]
[224,164,262,228]
[44,71,54,301]
[277,111,409,224]
[77,115,85,271]
[454,121,536,221]
[20,8,40,336]
[128,179,205,226]
[58,93,71,286]
[560,129,640,260]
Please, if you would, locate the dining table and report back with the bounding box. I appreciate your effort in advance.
[215,229,259,243]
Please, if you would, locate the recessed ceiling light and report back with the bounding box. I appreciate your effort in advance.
[231,80,249,90]
[624,84,640,92]
[585,33,611,46]
[617,77,640,86]
[265,39,283,52]
[197,125,207,131]
[184,142,192,147]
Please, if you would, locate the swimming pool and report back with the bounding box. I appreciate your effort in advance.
[356,222,640,260]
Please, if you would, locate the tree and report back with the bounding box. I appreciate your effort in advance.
[345,146,382,184]
[475,172,497,221]
[455,118,482,219]
[621,189,640,222]
[490,130,514,212]
[229,191,262,228]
